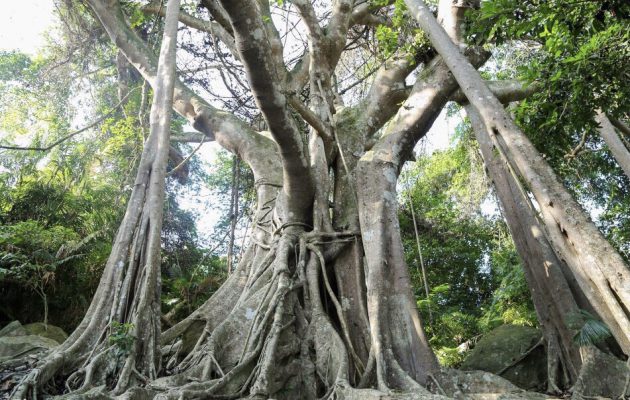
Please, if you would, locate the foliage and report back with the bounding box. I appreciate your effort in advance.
[373,0,432,61]
[109,322,135,355]
[467,0,630,260]
[202,150,255,256]
[400,133,536,366]
[0,220,90,325]
[161,254,227,323]
[0,43,227,331]
[567,310,613,348]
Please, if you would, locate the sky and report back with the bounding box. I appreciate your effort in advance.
[0,1,56,55]
[0,0,455,147]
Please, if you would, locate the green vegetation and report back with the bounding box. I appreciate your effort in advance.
[400,129,536,366]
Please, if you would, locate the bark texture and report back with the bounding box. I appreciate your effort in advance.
[469,105,585,391]
[596,111,630,179]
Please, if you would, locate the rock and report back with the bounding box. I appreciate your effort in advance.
[435,369,557,400]
[460,325,547,391]
[0,321,28,337]
[0,335,59,362]
[571,346,630,400]
[23,322,68,343]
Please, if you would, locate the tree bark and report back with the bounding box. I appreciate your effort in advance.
[596,111,630,179]
[12,0,630,398]
[468,105,584,391]
[227,156,240,274]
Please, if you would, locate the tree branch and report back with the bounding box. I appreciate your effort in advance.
[451,80,539,105]
[87,0,281,185]
[596,111,630,178]
[368,48,487,166]
[609,116,630,138]
[350,3,390,27]
[287,95,331,140]
[142,1,239,58]
[170,132,213,143]
[351,56,419,140]
[219,0,313,221]
[199,0,233,35]
[293,0,323,39]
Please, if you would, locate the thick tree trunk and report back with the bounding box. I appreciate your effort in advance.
[12,0,629,398]
[10,1,180,397]
[469,105,584,391]
[405,0,630,354]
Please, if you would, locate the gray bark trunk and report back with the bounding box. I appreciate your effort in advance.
[469,105,584,390]
[10,1,181,396]
[596,111,630,179]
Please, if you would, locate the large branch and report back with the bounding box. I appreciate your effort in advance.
[609,116,630,138]
[350,3,390,27]
[468,104,584,386]
[219,0,313,221]
[596,111,630,178]
[368,48,487,166]
[350,57,422,142]
[351,0,480,144]
[199,0,233,35]
[86,0,280,185]
[451,80,539,104]
[404,0,630,353]
[327,0,354,62]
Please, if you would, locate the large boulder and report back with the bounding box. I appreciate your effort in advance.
[0,335,59,362]
[460,325,546,391]
[0,321,66,363]
[435,369,555,400]
[571,346,630,400]
[0,321,28,337]
[23,322,68,343]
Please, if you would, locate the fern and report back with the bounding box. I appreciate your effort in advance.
[567,310,612,347]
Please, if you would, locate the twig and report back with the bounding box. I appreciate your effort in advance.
[564,130,589,160]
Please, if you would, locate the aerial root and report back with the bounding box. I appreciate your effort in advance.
[7,229,366,399]
[155,231,362,399]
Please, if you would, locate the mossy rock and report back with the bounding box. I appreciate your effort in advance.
[23,322,68,344]
[0,335,59,361]
[460,325,546,391]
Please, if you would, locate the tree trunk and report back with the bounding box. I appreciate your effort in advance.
[10,0,629,398]
[11,0,181,396]
[227,155,240,274]
[469,105,585,391]
[404,0,630,354]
